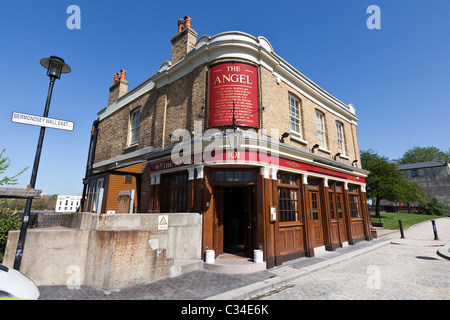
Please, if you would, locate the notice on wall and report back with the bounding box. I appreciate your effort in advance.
[158,215,168,230]
[208,62,259,128]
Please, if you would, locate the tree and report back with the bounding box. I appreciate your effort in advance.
[0,148,28,186]
[361,149,408,217]
[398,179,427,212]
[396,146,450,164]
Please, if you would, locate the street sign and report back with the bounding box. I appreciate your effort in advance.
[11,112,74,131]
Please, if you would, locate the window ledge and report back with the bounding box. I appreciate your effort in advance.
[290,134,308,145]
[339,154,349,160]
[318,146,331,154]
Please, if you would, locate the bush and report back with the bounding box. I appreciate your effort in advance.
[0,208,22,262]
[421,198,450,216]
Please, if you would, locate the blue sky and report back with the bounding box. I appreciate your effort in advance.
[1,0,449,195]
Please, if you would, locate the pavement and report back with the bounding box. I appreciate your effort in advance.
[37,217,450,300]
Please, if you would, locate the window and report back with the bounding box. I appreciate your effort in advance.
[214,170,254,183]
[277,173,300,223]
[289,95,302,137]
[336,122,345,155]
[165,172,188,213]
[129,109,141,145]
[328,192,335,220]
[411,170,418,177]
[315,111,326,148]
[348,184,360,218]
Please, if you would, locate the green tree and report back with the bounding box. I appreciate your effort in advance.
[396,146,450,164]
[398,179,427,212]
[0,148,28,186]
[361,149,407,217]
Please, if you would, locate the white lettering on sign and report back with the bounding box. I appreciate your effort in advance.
[11,112,74,131]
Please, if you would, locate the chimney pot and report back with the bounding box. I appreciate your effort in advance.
[120,69,127,80]
[178,18,185,33]
[184,16,192,28]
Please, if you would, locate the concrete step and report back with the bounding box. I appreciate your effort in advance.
[169,260,203,278]
[203,254,266,274]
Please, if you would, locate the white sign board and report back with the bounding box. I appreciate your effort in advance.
[158,215,168,230]
[12,112,74,131]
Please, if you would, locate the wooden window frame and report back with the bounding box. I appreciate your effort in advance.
[129,108,141,146]
[163,172,188,213]
[277,172,301,224]
[348,184,361,218]
[289,94,302,139]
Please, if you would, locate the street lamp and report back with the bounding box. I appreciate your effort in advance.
[13,56,71,270]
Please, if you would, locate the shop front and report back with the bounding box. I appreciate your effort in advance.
[147,139,372,268]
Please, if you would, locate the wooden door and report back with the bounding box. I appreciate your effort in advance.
[243,186,255,257]
[309,190,324,247]
[213,187,224,255]
[336,192,348,242]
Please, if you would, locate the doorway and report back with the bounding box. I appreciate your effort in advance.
[216,186,255,257]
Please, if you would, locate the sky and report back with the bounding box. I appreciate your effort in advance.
[1,0,449,196]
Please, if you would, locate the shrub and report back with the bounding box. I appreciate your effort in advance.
[421,198,450,216]
[0,208,22,262]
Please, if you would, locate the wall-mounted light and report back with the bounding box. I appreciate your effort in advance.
[352,160,358,167]
[312,144,320,153]
[279,132,289,143]
[334,153,341,160]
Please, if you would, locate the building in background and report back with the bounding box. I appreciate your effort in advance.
[81,16,371,267]
[399,161,450,206]
[55,195,81,213]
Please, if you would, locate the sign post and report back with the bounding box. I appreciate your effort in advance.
[13,56,71,271]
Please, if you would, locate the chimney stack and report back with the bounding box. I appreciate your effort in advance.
[108,69,129,106]
[171,16,198,64]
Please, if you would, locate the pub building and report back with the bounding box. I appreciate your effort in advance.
[82,16,372,268]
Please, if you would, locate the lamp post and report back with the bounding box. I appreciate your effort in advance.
[13,56,71,270]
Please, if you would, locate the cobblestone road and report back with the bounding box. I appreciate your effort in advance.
[258,243,450,300]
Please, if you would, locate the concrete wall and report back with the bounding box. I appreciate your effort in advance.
[3,212,203,290]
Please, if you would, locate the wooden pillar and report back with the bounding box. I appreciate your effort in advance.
[302,174,314,257]
[342,181,354,244]
[319,178,331,248]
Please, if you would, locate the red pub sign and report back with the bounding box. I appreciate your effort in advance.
[208,62,259,128]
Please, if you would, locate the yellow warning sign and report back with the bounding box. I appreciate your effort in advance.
[158,215,168,230]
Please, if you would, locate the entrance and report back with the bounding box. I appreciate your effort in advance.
[308,189,324,247]
[215,186,255,257]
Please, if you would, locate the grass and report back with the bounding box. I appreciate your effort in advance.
[370,212,443,230]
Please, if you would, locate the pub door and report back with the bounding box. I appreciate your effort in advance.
[308,190,324,247]
[215,186,255,257]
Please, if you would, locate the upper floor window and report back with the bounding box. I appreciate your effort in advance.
[315,110,326,148]
[336,121,345,155]
[129,109,141,145]
[289,95,302,137]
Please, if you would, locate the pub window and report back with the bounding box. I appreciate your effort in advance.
[277,173,300,223]
[214,170,254,183]
[289,94,302,138]
[336,121,346,156]
[336,193,343,219]
[411,169,418,177]
[328,192,335,220]
[165,172,188,213]
[348,184,360,218]
[315,110,327,149]
[129,109,141,145]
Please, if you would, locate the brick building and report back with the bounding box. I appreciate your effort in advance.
[82,16,372,267]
